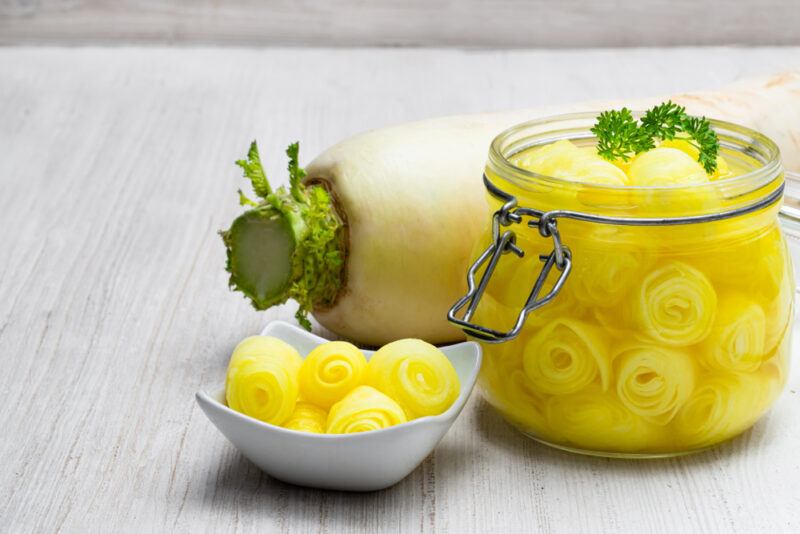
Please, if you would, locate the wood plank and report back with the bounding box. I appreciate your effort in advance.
[0,46,799,533]
[1,0,800,47]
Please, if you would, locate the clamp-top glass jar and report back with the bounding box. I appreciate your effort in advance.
[449,113,793,457]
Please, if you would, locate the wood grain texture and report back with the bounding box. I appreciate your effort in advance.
[1,46,800,533]
[1,0,800,47]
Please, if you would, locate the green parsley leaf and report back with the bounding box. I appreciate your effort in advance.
[680,115,720,174]
[591,108,654,162]
[593,102,720,173]
[640,100,685,141]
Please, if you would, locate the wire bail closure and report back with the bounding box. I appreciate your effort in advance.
[446,183,572,343]
[447,174,785,344]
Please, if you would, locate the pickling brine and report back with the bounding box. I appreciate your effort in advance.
[454,112,793,457]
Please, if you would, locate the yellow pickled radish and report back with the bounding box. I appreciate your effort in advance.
[569,225,650,306]
[628,147,709,186]
[609,157,632,174]
[511,140,628,186]
[226,336,303,378]
[298,341,368,409]
[659,138,730,180]
[326,385,407,434]
[674,373,768,448]
[495,369,549,434]
[753,234,795,351]
[569,149,630,186]
[713,155,731,180]
[283,402,328,433]
[522,318,611,395]
[225,336,303,426]
[613,344,695,424]
[485,245,588,327]
[365,339,460,419]
[758,335,791,403]
[631,261,717,346]
[545,386,660,452]
[688,233,764,288]
[510,139,579,176]
[658,138,700,160]
[700,294,766,373]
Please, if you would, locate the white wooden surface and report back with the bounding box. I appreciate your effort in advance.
[2,0,800,47]
[2,46,800,534]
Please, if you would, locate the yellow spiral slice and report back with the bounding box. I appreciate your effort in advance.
[225,336,303,426]
[478,340,547,433]
[569,225,650,306]
[758,238,795,351]
[632,261,717,346]
[628,147,709,186]
[674,373,768,448]
[568,152,630,186]
[511,139,629,185]
[298,341,368,409]
[522,318,610,395]
[614,344,695,424]
[483,233,588,329]
[283,402,328,433]
[326,385,408,434]
[658,138,731,180]
[488,366,549,435]
[700,294,767,372]
[546,386,659,452]
[365,339,460,419]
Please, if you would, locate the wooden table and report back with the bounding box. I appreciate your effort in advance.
[2,46,799,533]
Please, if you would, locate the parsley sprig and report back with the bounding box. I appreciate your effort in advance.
[592,108,654,162]
[591,101,720,173]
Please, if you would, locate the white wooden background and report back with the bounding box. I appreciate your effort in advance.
[1,0,800,47]
[2,46,800,533]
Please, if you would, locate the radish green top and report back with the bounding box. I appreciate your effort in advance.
[221,142,344,329]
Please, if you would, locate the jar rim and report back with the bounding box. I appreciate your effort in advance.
[488,111,783,193]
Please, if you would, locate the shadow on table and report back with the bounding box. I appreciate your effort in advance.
[186,436,473,527]
[473,395,789,473]
[185,395,789,528]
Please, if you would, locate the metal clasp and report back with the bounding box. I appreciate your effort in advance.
[447,194,572,343]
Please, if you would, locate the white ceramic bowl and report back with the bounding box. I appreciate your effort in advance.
[196,321,482,491]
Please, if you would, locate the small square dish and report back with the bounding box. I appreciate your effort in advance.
[196,321,482,491]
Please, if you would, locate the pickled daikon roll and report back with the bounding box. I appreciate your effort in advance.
[225,336,303,426]
[298,341,367,409]
[326,386,408,434]
[366,339,460,419]
[284,402,328,434]
[224,337,461,435]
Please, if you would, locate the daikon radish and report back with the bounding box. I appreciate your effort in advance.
[222,72,800,345]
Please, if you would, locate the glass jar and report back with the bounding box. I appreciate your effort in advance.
[449,113,794,458]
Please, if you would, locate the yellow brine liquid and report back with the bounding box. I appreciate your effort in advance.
[476,138,793,456]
